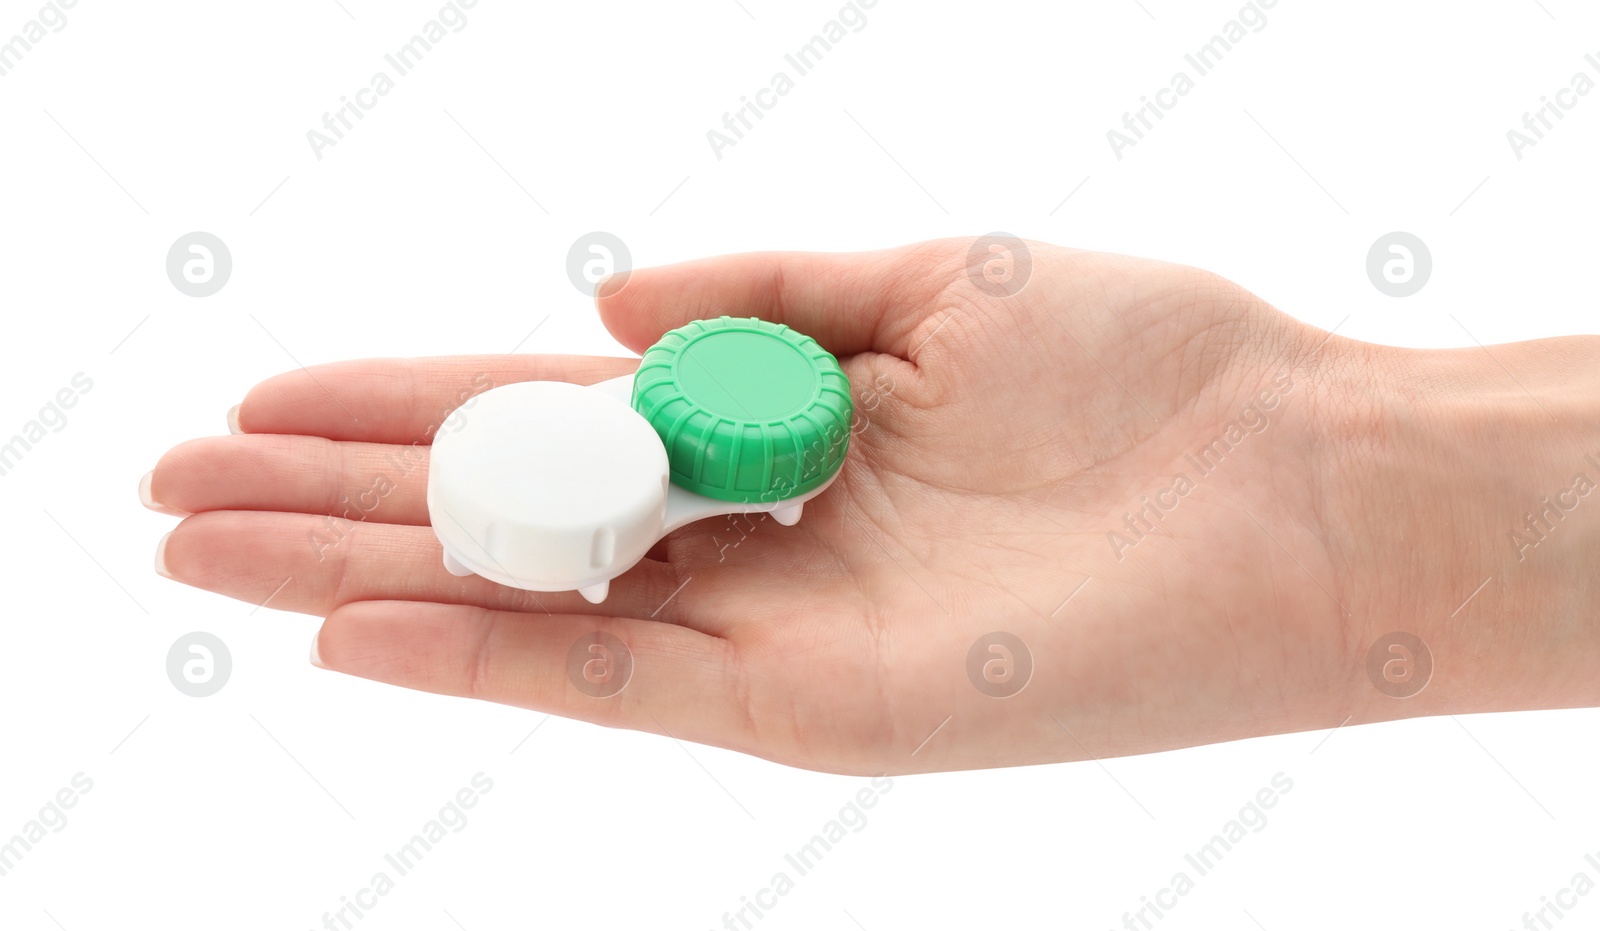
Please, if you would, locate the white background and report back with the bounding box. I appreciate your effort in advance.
[2,0,1597,928]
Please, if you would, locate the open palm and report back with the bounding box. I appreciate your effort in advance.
[150,239,1367,774]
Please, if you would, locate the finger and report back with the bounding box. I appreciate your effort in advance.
[597,241,963,359]
[236,355,638,444]
[313,601,754,752]
[156,511,690,624]
[149,435,433,525]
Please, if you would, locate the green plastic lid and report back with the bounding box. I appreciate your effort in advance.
[630,317,852,503]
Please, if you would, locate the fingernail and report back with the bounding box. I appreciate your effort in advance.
[139,471,189,517]
[155,531,174,579]
[227,404,243,434]
[310,629,326,669]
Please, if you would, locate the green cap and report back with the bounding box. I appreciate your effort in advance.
[631,316,853,503]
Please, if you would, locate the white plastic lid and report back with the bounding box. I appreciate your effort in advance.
[427,381,669,594]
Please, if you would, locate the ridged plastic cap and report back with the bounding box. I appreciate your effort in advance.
[631,317,852,502]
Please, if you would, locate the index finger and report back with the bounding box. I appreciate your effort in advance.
[234,355,638,444]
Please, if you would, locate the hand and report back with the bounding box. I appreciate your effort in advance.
[144,239,1600,774]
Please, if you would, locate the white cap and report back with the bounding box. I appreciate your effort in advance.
[427,381,669,597]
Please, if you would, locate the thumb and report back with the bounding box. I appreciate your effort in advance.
[594,241,964,359]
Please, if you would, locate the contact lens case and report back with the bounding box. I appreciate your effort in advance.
[427,317,852,603]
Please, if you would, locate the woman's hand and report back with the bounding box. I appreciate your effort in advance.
[144,238,1599,774]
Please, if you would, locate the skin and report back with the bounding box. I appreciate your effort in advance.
[145,238,1600,775]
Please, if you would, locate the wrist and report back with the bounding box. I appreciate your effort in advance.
[1316,335,1600,719]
